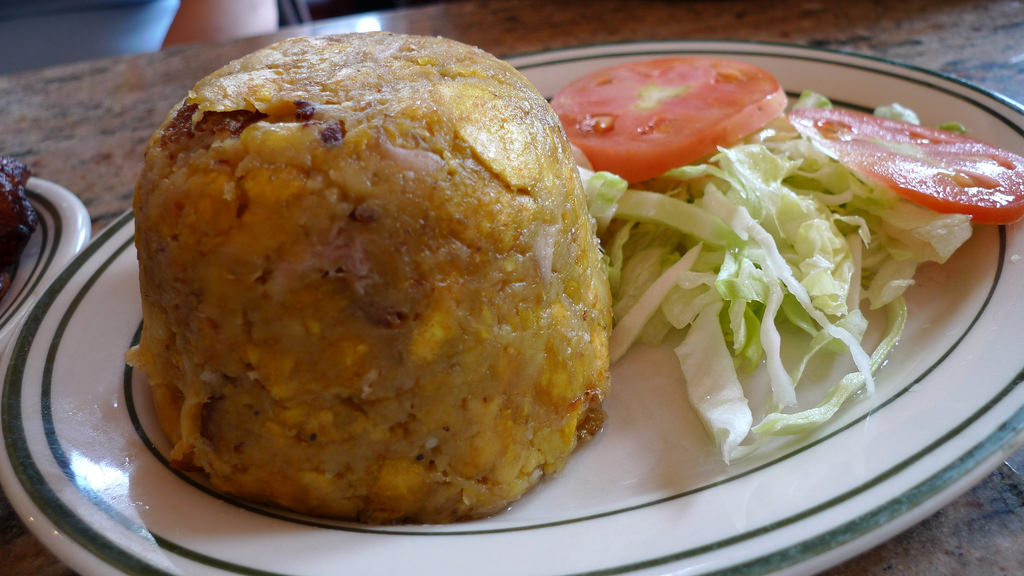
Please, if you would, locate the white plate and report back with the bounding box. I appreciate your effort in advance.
[0,177,90,350]
[3,41,1024,576]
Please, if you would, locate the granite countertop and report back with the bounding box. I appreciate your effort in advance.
[2,0,1024,574]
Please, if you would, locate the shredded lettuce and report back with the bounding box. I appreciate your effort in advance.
[873,102,921,125]
[792,89,833,110]
[580,167,627,233]
[675,299,752,464]
[610,243,704,362]
[938,121,968,134]
[581,98,973,462]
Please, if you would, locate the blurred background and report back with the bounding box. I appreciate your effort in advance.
[0,0,433,75]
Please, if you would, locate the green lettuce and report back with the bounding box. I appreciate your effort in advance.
[582,101,973,462]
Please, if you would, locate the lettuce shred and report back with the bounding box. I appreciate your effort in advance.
[583,95,973,462]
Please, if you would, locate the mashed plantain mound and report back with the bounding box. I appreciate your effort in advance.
[129,32,612,523]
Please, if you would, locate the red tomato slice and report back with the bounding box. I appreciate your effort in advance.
[551,57,787,183]
[789,107,1024,225]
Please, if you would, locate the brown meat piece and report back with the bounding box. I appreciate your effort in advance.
[0,156,39,269]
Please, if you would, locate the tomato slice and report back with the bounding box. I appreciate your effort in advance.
[789,107,1024,225]
[551,57,787,183]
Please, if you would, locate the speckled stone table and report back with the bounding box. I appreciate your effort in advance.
[2,0,1024,574]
